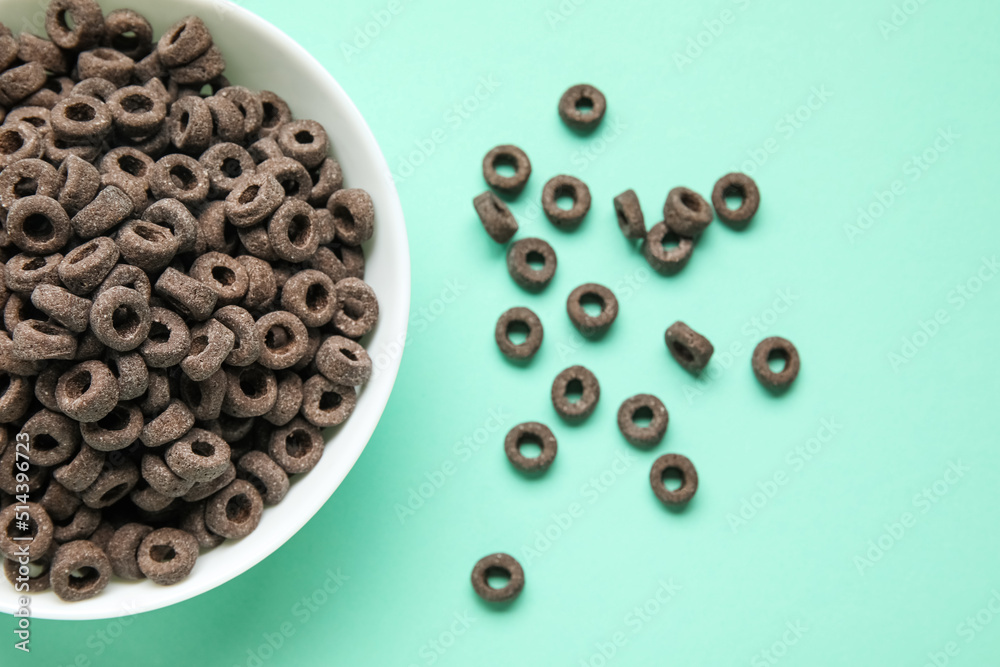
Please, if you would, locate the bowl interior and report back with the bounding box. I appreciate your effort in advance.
[0,0,409,620]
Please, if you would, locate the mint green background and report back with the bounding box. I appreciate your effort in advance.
[14,0,1000,665]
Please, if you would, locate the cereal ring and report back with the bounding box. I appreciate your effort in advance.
[107,523,153,580]
[663,187,713,237]
[116,219,179,272]
[149,153,210,204]
[0,63,47,105]
[200,141,255,196]
[212,305,260,367]
[189,252,249,307]
[255,310,308,370]
[18,33,69,74]
[165,428,230,483]
[45,0,105,51]
[0,502,52,561]
[102,9,153,60]
[70,184,134,239]
[79,402,143,451]
[106,349,152,402]
[133,51,165,83]
[50,540,111,601]
[542,175,591,229]
[258,90,292,138]
[81,461,139,508]
[51,507,100,543]
[88,522,116,553]
[650,454,698,505]
[558,84,606,132]
[504,422,557,473]
[181,319,235,382]
[199,479,263,544]
[473,191,517,244]
[90,286,152,352]
[614,189,646,240]
[495,307,543,361]
[130,483,174,512]
[31,284,92,333]
[248,136,284,164]
[0,158,60,210]
[262,371,303,426]
[268,199,321,263]
[141,454,195,498]
[178,369,226,421]
[178,501,223,548]
[225,172,283,228]
[664,321,714,374]
[157,16,212,67]
[617,394,668,447]
[107,86,167,138]
[0,373,32,423]
[194,201,238,256]
[204,94,244,143]
[72,77,117,102]
[751,336,800,391]
[316,335,371,386]
[566,283,618,338]
[712,172,760,226]
[5,253,62,293]
[5,106,51,135]
[136,527,198,585]
[77,49,135,88]
[308,158,343,208]
[300,374,356,428]
[11,319,77,362]
[55,360,120,423]
[33,363,65,412]
[642,222,694,275]
[332,278,378,339]
[139,307,190,368]
[167,95,212,155]
[551,365,600,421]
[52,443,104,493]
[0,123,43,168]
[50,95,112,142]
[154,267,218,321]
[100,145,156,180]
[141,197,199,253]
[203,413,256,443]
[220,365,278,419]
[5,195,71,254]
[218,86,264,137]
[96,263,151,301]
[268,417,324,474]
[482,144,531,196]
[281,270,337,327]
[276,119,328,169]
[327,189,374,247]
[471,553,524,603]
[506,238,556,291]
[237,451,289,506]
[140,399,195,449]
[43,132,102,166]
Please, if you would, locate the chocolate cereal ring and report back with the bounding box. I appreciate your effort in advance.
[11,320,77,361]
[650,454,698,506]
[141,454,195,498]
[169,45,226,86]
[189,252,249,307]
[40,480,80,521]
[614,189,646,240]
[50,540,111,601]
[0,123,43,169]
[225,172,283,228]
[55,154,101,217]
[50,95,112,142]
[617,394,668,447]
[204,478,262,539]
[258,90,292,139]
[5,253,62,293]
[200,142,256,196]
[140,307,191,368]
[268,418,324,474]
[473,191,517,244]
[217,86,264,138]
[58,237,119,295]
[140,400,195,449]
[222,365,278,418]
[751,336,800,391]
[316,335,371,386]
[0,502,53,562]
[0,63,48,105]
[237,451,289,506]
[276,119,328,169]
[643,222,694,275]
[55,360,120,423]
[178,501,223,549]
[31,285,92,333]
[5,195,72,254]
[167,95,212,155]
[154,267,218,321]
[0,158,60,210]
[107,86,167,139]
[269,199,321,262]
[141,198,199,253]
[178,369,226,422]
[280,270,336,327]
[79,402,143,451]
[136,527,198,585]
[0,374,32,423]
[149,153,210,205]
[482,144,531,196]
[495,307,543,361]
[712,172,760,226]
[107,523,153,580]
[332,278,378,339]
[542,175,591,229]
[558,84,606,132]
[102,9,154,60]
[551,365,600,421]
[157,16,213,68]
[70,184,134,239]
[471,553,524,603]
[256,310,308,370]
[181,461,235,502]
[308,158,342,208]
[21,408,80,465]
[89,286,151,351]
[506,237,556,291]
[96,263,151,302]
[504,422,557,473]
[81,461,139,508]
[664,187,713,237]
[116,219,179,272]
[300,374,355,428]
[45,0,105,51]
[181,319,235,382]
[52,443,104,493]
[665,321,714,375]
[327,188,373,247]
[566,283,618,338]
[166,428,231,483]
[258,156,311,201]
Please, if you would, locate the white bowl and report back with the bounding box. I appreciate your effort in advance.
[0,0,410,620]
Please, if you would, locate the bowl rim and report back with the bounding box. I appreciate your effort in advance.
[0,0,410,620]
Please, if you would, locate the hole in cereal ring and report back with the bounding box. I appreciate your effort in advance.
[65,370,93,399]
[97,406,130,431]
[332,205,354,229]
[148,321,170,342]
[485,566,511,590]
[99,483,128,503]
[191,440,215,457]
[66,103,96,122]
[767,348,788,373]
[211,265,236,286]
[525,250,545,270]
[294,130,314,144]
[660,466,684,492]
[680,191,701,212]
[319,391,341,411]
[264,325,291,351]
[288,214,310,246]
[672,342,694,363]
[221,158,243,179]
[225,494,251,523]
[121,94,154,114]
[23,257,47,271]
[304,283,328,311]
[491,153,517,178]
[118,154,146,176]
[564,379,583,403]
[189,335,208,356]
[150,545,176,562]
[0,130,24,154]
[169,165,197,190]
[574,96,593,113]
[238,368,268,398]
[580,292,604,318]
[554,183,576,210]
[505,320,528,345]
[69,567,100,589]
[112,306,141,335]
[238,184,260,204]
[516,433,542,459]
[33,434,59,451]
[631,406,653,427]
[340,347,357,361]
[23,213,54,239]
[285,430,312,458]
[5,515,37,539]
[14,177,38,197]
